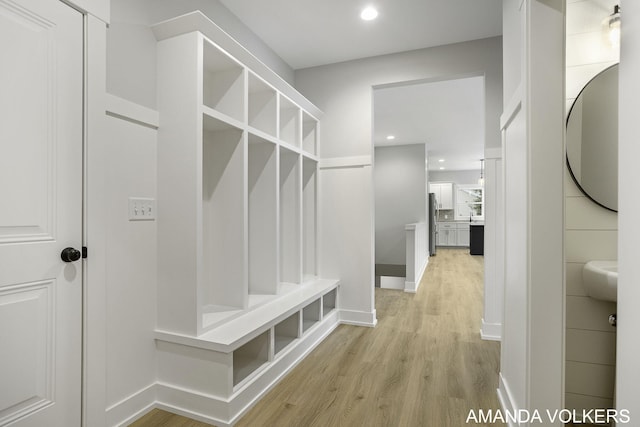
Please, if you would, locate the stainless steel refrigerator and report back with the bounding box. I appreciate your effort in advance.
[428,193,437,255]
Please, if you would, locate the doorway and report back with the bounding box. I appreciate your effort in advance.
[372,76,486,296]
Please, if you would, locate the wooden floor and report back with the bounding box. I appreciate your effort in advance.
[131,249,504,427]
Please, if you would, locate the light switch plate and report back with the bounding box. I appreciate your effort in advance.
[128,197,156,221]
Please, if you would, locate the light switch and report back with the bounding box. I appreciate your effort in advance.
[128,197,156,221]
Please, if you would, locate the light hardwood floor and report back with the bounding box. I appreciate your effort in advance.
[131,248,504,427]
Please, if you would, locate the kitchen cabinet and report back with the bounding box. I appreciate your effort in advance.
[456,223,470,246]
[437,223,457,246]
[436,222,470,247]
[429,182,454,210]
[470,225,484,255]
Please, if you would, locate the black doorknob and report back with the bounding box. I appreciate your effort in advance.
[61,247,81,263]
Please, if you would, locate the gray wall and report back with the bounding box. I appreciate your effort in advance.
[374,144,426,266]
[295,37,502,318]
[429,169,480,185]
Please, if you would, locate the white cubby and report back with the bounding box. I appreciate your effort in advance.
[203,40,245,122]
[274,312,300,355]
[233,330,270,387]
[302,112,318,156]
[202,116,247,329]
[154,14,337,423]
[248,133,278,301]
[323,288,337,317]
[303,157,317,281]
[248,73,277,137]
[303,299,321,333]
[280,146,301,285]
[279,95,300,147]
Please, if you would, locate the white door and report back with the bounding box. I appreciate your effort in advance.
[0,0,83,426]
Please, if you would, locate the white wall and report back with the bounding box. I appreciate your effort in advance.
[295,36,502,325]
[499,0,565,420]
[482,149,503,341]
[107,0,294,109]
[102,98,159,425]
[564,0,619,414]
[374,144,427,266]
[616,0,640,419]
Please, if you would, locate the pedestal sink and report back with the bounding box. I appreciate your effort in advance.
[582,261,618,302]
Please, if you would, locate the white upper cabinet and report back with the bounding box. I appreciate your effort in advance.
[429,182,454,210]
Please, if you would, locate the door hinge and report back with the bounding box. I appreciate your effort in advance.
[82,246,88,259]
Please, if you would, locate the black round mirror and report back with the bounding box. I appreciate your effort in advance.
[566,64,618,212]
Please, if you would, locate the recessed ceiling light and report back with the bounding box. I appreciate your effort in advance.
[386,135,395,140]
[438,159,445,162]
[360,6,378,21]
[440,167,445,170]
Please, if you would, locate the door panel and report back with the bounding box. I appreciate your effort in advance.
[0,0,83,426]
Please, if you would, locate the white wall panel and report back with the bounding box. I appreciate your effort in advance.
[566,329,616,365]
[565,197,618,230]
[103,104,158,411]
[566,296,616,332]
[566,361,615,398]
[565,230,617,263]
[566,262,588,296]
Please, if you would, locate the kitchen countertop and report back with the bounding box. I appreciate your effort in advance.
[437,220,484,226]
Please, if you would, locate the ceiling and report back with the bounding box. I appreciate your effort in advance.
[374,76,485,171]
[219,0,502,172]
[219,0,502,70]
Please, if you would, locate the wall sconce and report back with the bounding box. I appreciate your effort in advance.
[602,5,621,48]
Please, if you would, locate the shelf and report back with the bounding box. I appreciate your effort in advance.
[247,293,279,309]
[233,330,270,387]
[248,73,277,137]
[157,18,326,345]
[248,127,278,146]
[303,157,317,279]
[280,146,301,284]
[279,95,300,147]
[202,121,246,316]
[249,134,278,295]
[201,305,245,330]
[274,312,300,355]
[202,39,245,122]
[202,105,244,132]
[153,13,331,424]
[156,279,339,352]
[323,288,337,317]
[303,299,321,333]
[302,112,318,156]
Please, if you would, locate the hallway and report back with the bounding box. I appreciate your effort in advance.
[133,249,503,426]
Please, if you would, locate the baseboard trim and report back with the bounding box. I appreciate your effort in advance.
[405,257,428,293]
[497,373,518,427]
[106,383,157,427]
[380,276,405,290]
[339,309,377,327]
[481,319,502,341]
